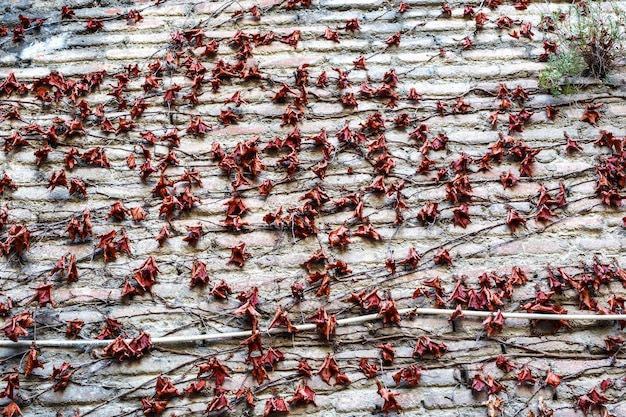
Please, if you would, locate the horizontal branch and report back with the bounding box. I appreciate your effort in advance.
[1,307,623,349]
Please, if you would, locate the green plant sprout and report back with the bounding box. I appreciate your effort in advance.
[539,0,626,95]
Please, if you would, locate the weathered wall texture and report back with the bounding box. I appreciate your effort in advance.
[1,0,626,416]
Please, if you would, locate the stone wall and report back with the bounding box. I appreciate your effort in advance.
[1,0,626,416]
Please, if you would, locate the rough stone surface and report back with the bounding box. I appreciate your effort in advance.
[1,1,626,417]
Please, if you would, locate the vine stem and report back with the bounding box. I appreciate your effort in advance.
[1,308,623,348]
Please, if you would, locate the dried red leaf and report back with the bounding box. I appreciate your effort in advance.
[581,103,603,125]
[495,355,517,373]
[359,358,379,378]
[183,380,206,397]
[64,319,84,339]
[392,364,422,387]
[229,241,251,267]
[24,347,43,376]
[545,370,562,388]
[206,390,231,413]
[505,206,526,232]
[268,305,298,334]
[1,402,22,417]
[155,375,180,399]
[197,358,231,387]
[262,346,285,371]
[413,336,447,357]
[309,306,337,340]
[328,225,351,249]
[51,362,74,391]
[376,380,402,414]
[453,204,471,228]
[141,397,168,415]
[263,396,289,417]
[28,283,56,308]
[317,353,349,385]
[433,248,453,266]
[378,343,396,363]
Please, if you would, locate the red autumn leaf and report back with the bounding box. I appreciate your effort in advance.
[376,380,402,414]
[280,30,301,47]
[515,366,536,385]
[0,296,12,317]
[328,225,351,249]
[385,32,401,46]
[197,358,231,387]
[564,132,583,153]
[163,84,182,105]
[132,256,160,293]
[64,319,84,339]
[189,260,210,287]
[232,387,254,409]
[317,353,350,385]
[95,317,123,340]
[392,364,423,387]
[61,5,75,19]
[51,362,74,391]
[24,347,44,377]
[399,247,421,269]
[240,331,263,359]
[0,174,18,194]
[155,225,170,247]
[155,375,180,399]
[448,304,464,321]
[378,343,396,363]
[345,18,361,31]
[28,283,56,308]
[1,402,22,417]
[288,381,316,406]
[85,18,104,32]
[106,201,129,221]
[262,346,285,371]
[581,103,603,125]
[495,355,517,373]
[577,387,609,414]
[413,336,447,357]
[500,170,518,189]
[433,248,453,266]
[183,380,206,397]
[417,201,440,224]
[472,374,505,394]
[298,359,312,377]
[141,397,168,415]
[509,266,528,286]
[353,223,383,240]
[505,206,526,232]
[206,390,231,413]
[600,378,612,391]
[378,298,401,324]
[359,358,379,378]
[308,306,337,340]
[483,310,505,337]
[47,169,68,191]
[453,204,471,228]
[398,1,411,12]
[324,27,340,42]
[229,241,251,267]
[182,224,203,247]
[545,370,562,388]
[268,305,298,334]
[353,55,367,70]
[264,396,289,417]
[233,299,261,330]
[209,280,232,300]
